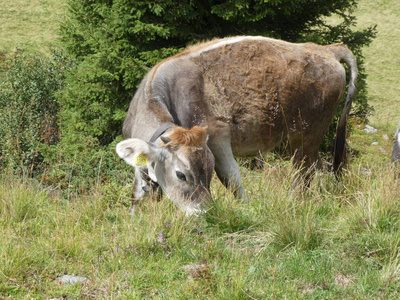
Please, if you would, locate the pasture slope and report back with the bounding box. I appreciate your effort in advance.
[1,0,400,299]
[355,0,400,128]
[0,0,66,55]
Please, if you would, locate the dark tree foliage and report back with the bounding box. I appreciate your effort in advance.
[58,0,376,174]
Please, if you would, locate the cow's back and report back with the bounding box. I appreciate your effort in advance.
[185,37,346,155]
[125,36,348,157]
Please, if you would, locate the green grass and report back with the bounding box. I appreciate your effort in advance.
[0,0,66,55]
[354,0,400,129]
[2,162,400,299]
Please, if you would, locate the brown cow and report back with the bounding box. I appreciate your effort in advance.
[116,36,357,214]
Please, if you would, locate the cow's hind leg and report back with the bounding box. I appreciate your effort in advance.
[290,147,322,191]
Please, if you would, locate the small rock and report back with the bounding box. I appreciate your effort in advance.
[335,274,354,288]
[182,263,212,280]
[361,168,371,175]
[379,147,387,153]
[363,125,377,133]
[383,134,389,140]
[54,275,90,285]
[371,142,379,146]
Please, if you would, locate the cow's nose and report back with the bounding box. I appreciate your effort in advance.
[191,186,211,204]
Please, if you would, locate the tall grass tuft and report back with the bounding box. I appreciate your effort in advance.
[0,171,51,282]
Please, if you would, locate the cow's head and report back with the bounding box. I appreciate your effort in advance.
[116,126,215,214]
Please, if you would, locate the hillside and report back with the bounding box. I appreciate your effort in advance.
[0,0,66,55]
[355,0,400,129]
[0,0,397,165]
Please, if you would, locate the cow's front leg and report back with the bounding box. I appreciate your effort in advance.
[129,168,147,214]
[208,122,247,200]
[214,150,247,200]
[130,168,163,214]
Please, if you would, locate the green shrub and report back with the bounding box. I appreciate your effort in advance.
[0,50,70,174]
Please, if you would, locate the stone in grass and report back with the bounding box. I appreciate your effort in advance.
[363,125,377,134]
[182,263,213,280]
[54,275,90,285]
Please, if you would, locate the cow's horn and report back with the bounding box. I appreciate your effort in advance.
[160,136,171,144]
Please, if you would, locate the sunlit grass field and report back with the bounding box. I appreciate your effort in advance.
[355,0,400,128]
[1,0,400,298]
[0,0,66,55]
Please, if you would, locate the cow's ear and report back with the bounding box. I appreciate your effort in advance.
[116,138,163,167]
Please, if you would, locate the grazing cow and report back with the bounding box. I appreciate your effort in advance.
[392,121,400,162]
[116,36,357,214]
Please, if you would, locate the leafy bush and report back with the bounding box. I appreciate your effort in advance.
[0,50,70,174]
[41,136,132,194]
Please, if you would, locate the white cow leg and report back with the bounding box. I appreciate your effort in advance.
[210,143,247,200]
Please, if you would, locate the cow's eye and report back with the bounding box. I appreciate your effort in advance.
[176,171,186,181]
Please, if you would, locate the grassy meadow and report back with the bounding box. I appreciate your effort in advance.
[0,0,66,55]
[1,0,400,299]
[354,0,400,128]
[2,162,400,299]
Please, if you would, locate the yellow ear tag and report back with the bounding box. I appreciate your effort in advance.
[134,154,148,166]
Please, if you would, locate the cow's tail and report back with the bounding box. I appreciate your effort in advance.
[328,43,358,174]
